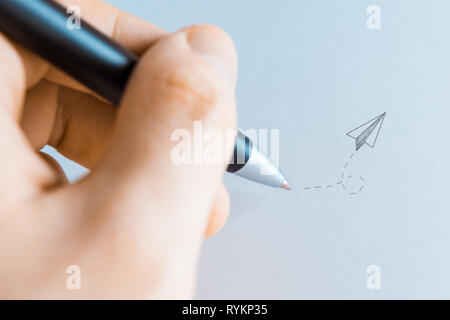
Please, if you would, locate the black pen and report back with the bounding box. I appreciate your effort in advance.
[0,0,291,190]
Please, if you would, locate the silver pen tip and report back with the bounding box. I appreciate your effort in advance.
[280,180,292,191]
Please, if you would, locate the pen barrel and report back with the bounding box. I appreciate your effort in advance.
[0,0,253,176]
[227,131,252,173]
[0,0,138,105]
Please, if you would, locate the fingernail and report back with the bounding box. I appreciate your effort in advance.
[186,25,238,91]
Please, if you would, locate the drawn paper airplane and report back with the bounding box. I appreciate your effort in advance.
[347,113,386,151]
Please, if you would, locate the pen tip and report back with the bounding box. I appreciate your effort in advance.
[280,180,292,191]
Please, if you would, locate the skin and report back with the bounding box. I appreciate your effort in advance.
[0,0,237,299]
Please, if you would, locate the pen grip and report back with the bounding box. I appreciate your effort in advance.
[0,0,252,174]
[0,0,138,105]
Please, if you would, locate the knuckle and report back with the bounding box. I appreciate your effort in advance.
[188,24,236,51]
[154,63,224,119]
[124,24,238,126]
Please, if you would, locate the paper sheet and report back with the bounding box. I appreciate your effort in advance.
[52,0,450,299]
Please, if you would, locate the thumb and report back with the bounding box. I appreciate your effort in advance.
[84,25,238,226]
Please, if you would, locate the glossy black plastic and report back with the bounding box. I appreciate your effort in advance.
[0,0,138,105]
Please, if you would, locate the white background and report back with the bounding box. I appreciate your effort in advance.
[48,0,450,298]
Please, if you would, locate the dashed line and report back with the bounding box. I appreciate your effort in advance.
[340,153,365,196]
[301,152,365,195]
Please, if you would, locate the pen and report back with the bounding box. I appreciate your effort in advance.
[0,0,291,190]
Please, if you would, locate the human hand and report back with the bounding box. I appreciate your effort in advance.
[0,0,237,299]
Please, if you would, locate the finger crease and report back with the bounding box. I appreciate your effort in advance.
[50,86,70,149]
[111,10,120,41]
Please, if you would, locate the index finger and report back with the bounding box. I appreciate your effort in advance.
[0,0,166,195]
[19,0,166,91]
